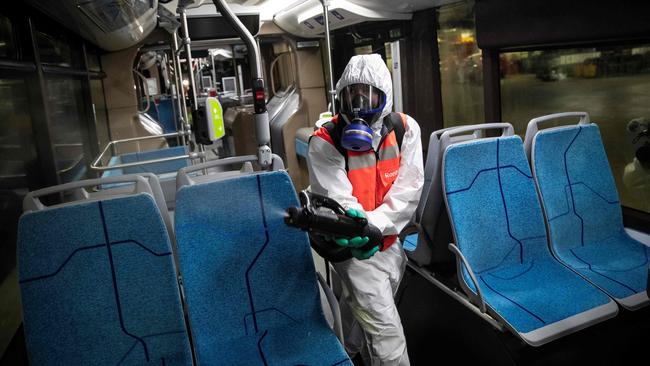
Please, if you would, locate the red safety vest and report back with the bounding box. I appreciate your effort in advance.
[312,112,407,250]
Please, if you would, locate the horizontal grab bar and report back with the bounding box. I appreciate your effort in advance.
[90,131,194,172]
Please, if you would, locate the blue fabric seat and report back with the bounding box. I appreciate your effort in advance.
[531,123,650,309]
[443,135,618,346]
[120,146,189,175]
[18,185,191,365]
[175,171,351,365]
[402,233,418,252]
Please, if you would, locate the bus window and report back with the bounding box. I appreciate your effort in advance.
[0,77,35,351]
[45,77,91,184]
[501,45,650,213]
[0,15,16,59]
[437,0,484,128]
[354,45,373,55]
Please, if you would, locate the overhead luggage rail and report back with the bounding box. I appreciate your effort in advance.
[527,112,650,310]
[441,124,618,346]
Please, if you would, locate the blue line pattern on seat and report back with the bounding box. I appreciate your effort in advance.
[245,175,272,334]
[533,124,649,302]
[496,140,524,264]
[19,243,106,284]
[99,201,150,362]
[569,249,636,295]
[18,194,192,365]
[444,136,614,334]
[244,308,299,336]
[446,165,533,195]
[479,275,546,325]
[563,127,586,246]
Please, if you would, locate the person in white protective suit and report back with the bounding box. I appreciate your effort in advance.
[623,117,650,212]
[307,54,424,366]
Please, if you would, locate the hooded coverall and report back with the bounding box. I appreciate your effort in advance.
[307,54,424,366]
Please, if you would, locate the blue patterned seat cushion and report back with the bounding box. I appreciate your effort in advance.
[533,124,649,306]
[18,194,191,365]
[175,171,351,365]
[444,136,615,336]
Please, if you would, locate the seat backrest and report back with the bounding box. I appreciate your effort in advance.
[120,146,189,175]
[530,118,623,253]
[174,171,325,362]
[18,175,191,365]
[408,124,511,267]
[443,133,550,282]
[175,154,284,190]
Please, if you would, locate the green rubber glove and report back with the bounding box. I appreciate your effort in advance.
[334,236,370,247]
[333,208,369,247]
[351,246,380,260]
[345,208,365,219]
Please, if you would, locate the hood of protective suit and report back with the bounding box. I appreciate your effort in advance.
[336,54,393,123]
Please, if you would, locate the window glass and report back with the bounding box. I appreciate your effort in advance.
[0,78,35,350]
[46,77,90,183]
[87,51,102,72]
[501,45,650,213]
[90,79,110,155]
[437,0,484,127]
[0,14,16,59]
[354,45,373,55]
[35,28,81,68]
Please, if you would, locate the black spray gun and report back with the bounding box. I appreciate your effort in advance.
[284,190,383,262]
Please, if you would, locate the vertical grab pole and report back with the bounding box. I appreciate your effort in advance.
[320,0,336,116]
[320,0,336,286]
[178,5,206,162]
[179,7,199,110]
[213,0,273,167]
[171,31,188,146]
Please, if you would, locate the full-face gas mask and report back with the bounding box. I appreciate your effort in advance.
[338,83,387,152]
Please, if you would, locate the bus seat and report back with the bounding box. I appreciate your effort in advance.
[102,146,189,209]
[295,127,312,159]
[17,175,191,365]
[443,128,618,346]
[174,171,351,365]
[527,112,650,310]
[119,146,189,175]
[403,126,475,267]
[175,154,284,189]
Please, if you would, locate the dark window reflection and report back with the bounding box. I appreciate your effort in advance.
[46,77,90,183]
[437,0,484,127]
[0,78,35,284]
[0,15,16,59]
[36,29,81,68]
[87,52,101,72]
[501,45,650,213]
[90,79,110,156]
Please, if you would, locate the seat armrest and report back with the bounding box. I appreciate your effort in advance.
[449,243,487,313]
[317,271,344,343]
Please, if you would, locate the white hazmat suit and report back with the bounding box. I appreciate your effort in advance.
[307,54,424,366]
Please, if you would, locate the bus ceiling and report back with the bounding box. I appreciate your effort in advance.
[23,0,455,53]
[175,0,451,38]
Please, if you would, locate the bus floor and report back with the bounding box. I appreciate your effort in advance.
[3,265,647,365]
[398,265,650,365]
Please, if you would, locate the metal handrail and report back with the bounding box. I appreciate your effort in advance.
[270,52,293,95]
[90,131,198,172]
